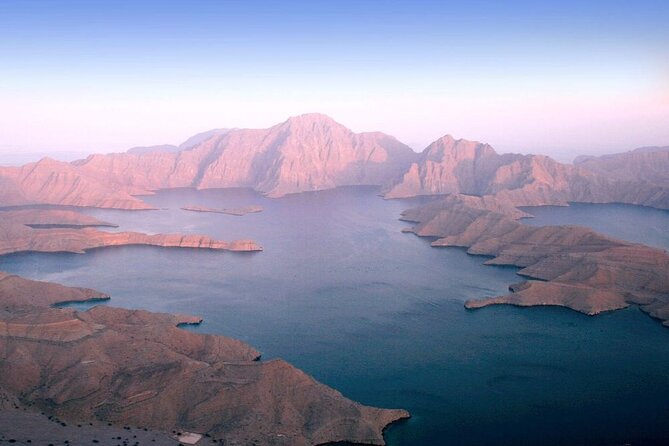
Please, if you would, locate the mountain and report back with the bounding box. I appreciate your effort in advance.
[193,113,416,196]
[0,114,416,208]
[125,129,232,154]
[0,272,409,445]
[0,157,153,209]
[178,128,230,150]
[385,135,524,198]
[385,135,669,209]
[384,135,592,204]
[71,113,416,198]
[1,114,668,211]
[574,145,669,187]
[126,144,180,155]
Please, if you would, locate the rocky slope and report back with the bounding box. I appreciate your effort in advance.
[385,136,669,210]
[70,113,416,198]
[0,273,409,445]
[385,135,575,200]
[0,209,262,256]
[3,115,668,212]
[0,114,415,208]
[574,145,669,187]
[181,204,263,216]
[0,157,153,209]
[401,195,669,325]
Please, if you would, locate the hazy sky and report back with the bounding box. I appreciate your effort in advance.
[1,0,667,161]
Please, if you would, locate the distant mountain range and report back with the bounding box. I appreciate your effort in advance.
[0,113,668,210]
[126,128,231,155]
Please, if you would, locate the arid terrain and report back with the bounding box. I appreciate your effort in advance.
[0,272,409,445]
[1,114,668,444]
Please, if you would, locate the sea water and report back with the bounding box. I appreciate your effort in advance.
[2,188,668,445]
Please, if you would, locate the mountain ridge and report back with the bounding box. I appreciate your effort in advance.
[1,113,668,210]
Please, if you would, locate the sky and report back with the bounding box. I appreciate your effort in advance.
[0,0,668,162]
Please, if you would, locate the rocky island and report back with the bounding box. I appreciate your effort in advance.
[0,272,409,445]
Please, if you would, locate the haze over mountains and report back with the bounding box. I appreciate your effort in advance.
[0,113,668,211]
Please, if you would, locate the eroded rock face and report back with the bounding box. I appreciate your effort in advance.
[0,158,154,210]
[0,209,263,256]
[385,136,576,200]
[0,273,409,445]
[3,116,668,212]
[69,113,416,199]
[385,137,669,210]
[0,114,416,208]
[401,195,669,325]
[574,146,669,187]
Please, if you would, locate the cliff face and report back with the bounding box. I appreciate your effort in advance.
[0,114,415,208]
[401,195,669,325]
[0,157,153,210]
[3,116,668,211]
[195,114,416,197]
[575,146,669,186]
[385,137,669,210]
[386,135,520,198]
[0,273,409,445]
[384,136,574,200]
[68,113,416,198]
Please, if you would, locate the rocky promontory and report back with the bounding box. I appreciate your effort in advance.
[0,272,409,445]
[0,208,263,256]
[401,194,669,326]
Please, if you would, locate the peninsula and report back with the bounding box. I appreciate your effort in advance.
[0,272,409,445]
[0,208,262,256]
[400,194,669,325]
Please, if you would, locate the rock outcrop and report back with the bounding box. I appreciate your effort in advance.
[0,209,262,256]
[0,273,409,445]
[401,195,669,325]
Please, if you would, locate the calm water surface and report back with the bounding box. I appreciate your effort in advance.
[2,188,668,445]
[521,202,669,250]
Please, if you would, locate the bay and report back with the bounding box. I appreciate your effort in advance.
[2,187,668,445]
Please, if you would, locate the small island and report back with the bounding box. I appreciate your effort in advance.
[181,205,263,216]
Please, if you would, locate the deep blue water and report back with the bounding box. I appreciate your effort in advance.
[521,202,669,250]
[1,187,668,446]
